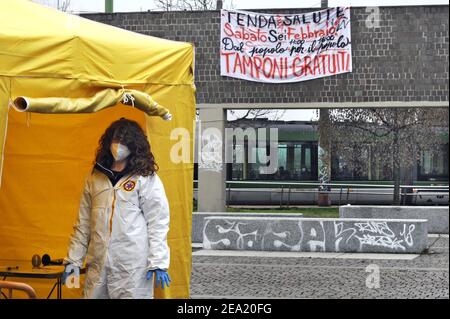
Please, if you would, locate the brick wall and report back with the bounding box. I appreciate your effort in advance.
[82,6,449,104]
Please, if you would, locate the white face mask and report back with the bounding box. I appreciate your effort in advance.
[110,143,131,161]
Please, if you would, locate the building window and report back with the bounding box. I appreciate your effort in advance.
[418,144,449,181]
[332,144,393,181]
[230,141,317,181]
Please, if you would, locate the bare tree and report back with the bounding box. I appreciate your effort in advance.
[329,107,449,205]
[31,0,50,7]
[155,0,178,11]
[223,0,236,9]
[317,108,332,205]
[31,0,71,12]
[57,0,71,12]
[227,109,286,125]
[155,0,220,11]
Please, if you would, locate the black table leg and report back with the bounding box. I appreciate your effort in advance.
[47,282,57,299]
[57,277,61,299]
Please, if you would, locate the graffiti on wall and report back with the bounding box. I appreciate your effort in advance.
[203,218,420,252]
[334,221,416,251]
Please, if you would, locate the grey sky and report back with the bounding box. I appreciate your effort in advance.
[46,0,449,13]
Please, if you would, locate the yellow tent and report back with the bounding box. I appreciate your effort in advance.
[0,0,195,298]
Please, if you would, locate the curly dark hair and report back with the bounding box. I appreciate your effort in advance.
[94,118,158,176]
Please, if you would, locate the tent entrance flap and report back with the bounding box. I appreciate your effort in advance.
[13,89,172,121]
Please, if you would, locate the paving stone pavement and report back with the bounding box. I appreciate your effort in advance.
[190,236,449,299]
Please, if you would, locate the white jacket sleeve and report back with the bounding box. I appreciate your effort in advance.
[139,174,170,271]
[64,177,92,268]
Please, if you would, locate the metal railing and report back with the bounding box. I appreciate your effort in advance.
[194,180,449,208]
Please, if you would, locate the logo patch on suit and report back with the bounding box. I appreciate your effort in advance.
[123,180,136,192]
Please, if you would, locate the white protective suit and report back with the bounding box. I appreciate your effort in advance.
[64,166,170,299]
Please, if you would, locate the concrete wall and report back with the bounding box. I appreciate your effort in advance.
[339,205,449,234]
[83,6,449,104]
[193,212,304,243]
[203,216,428,253]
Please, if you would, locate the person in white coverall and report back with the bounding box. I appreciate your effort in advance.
[63,118,171,299]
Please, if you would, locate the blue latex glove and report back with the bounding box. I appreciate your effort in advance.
[146,269,171,289]
[61,264,80,285]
